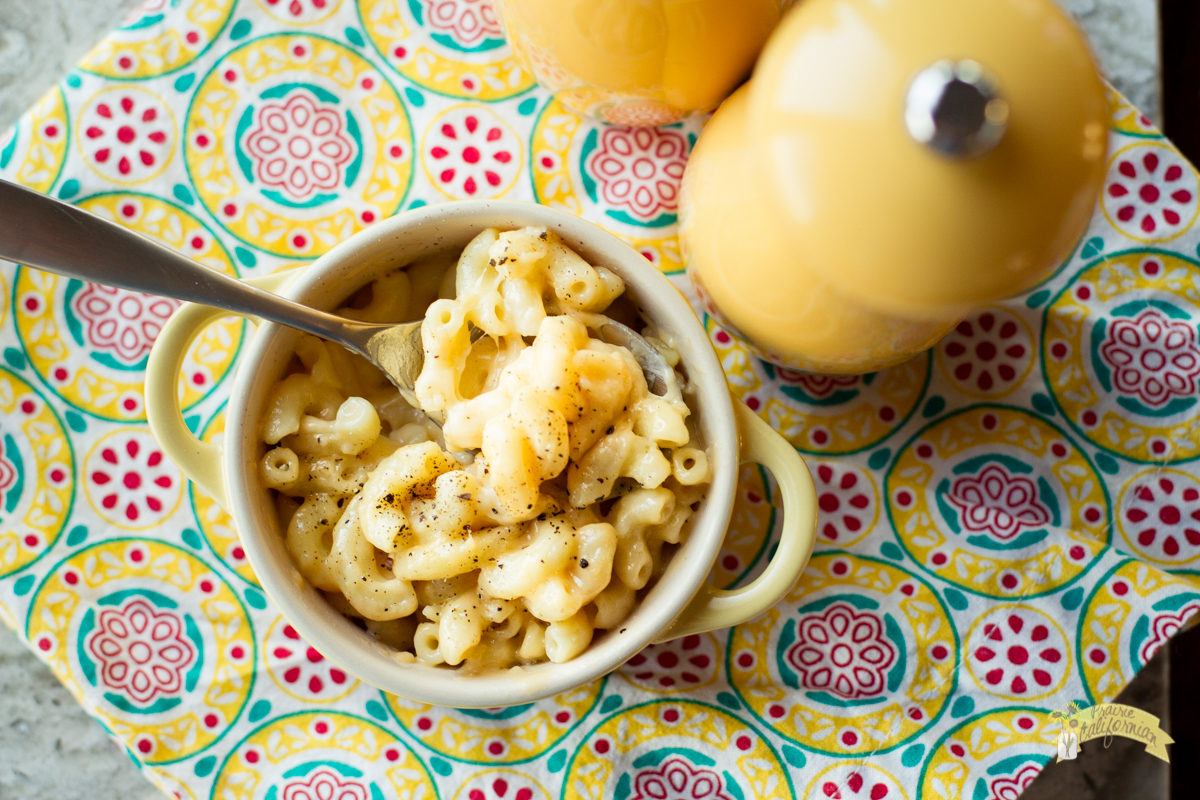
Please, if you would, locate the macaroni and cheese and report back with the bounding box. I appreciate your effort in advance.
[260,227,710,669]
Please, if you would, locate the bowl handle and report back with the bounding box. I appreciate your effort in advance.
[653,400,817,643]
[146,270,300,511]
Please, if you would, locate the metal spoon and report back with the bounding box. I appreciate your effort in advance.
[0,180,671,407]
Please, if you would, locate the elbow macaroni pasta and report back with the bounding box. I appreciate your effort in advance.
[262,227,710,670]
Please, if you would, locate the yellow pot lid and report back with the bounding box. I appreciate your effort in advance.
[748,0,1108,317]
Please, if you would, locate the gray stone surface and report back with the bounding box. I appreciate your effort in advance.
[0,0,1167,798]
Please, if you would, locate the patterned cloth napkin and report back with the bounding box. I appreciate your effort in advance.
[1,2,1198,799]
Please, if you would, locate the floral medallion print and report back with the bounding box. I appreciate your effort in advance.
[619,633,721,693]
[185,34,412,257]
[257,0,344,25]
[356,0,533,100]
[532,95,704,273]
[801,762,907,800]
[70,283,180,364]
[964,606,1070,700]
[385,680,604,762]
[244,92,356,201]
[0,88,68,194]
[583,126,688,226]
[941,463,1052,543]
[1078,560,1200,702]
[211,712,435,800]
[14,193,244,422]
[1117,469,1200,568]
[79,0,234,79]
[1101,143,1199,241]
[26,541,254,763]
[424,0,503,48]
[1043,250,1200,463]
[563,702,791,800]
[708,321,931,454]
[918,710,1055,800]
[785,602,898,700]
[453,771,550,800]
[84,429,183,530]
[265,616,359,702]
[730,554,956,756]
[1098,307,1200,408]
[0,367,74,578]
[936,308,1035,398]
[77,87,175,184]
[422,105,521,199]
[811,462,878,548]
[888,406,1109,597]
[86,597,197,706]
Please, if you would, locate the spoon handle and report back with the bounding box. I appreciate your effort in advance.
[0,178,379,353]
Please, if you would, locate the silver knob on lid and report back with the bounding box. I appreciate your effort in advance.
[905,59,1009,158]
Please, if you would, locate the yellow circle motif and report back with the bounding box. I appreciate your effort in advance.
[78,0,235,80]
[1078,559,1200,703]
[729,553,957,756]
[25,540,255,765]
[802,761,909,800]
[83,429,184,531]
[887,405,1110,597]
[356,0,534,101]
[1115,468,1200,569]
[257,0,344,25]
[185,33,413,258]
[918,709,1057,800]
[190,405,257,584]
[453,770,552,800]
[935,307,1035,399]
[0,87,69,194]
[1043,250,1200,464]
[1100,143,1200,242]
[15,193,244,422]
[212,711,435,800]
[0,367,75,578]
[963,605,1071,701]
[77,87,177,185]
[264,614,361,703]
[708,319,931,455]
[386,679,605,762]
[710,464,777,588]
[531,95,702,274]
[565,701,791,800]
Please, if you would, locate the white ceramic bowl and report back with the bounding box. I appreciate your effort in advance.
[146,200,816,707]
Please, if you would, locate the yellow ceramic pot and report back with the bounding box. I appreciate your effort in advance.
[496,0,788,125]
[681,0,1108,373]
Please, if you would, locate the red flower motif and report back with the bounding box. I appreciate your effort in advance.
[81,91,173,180]
[585,127,687,221]
[1099,308,1200,408]
[630,757,735,800]
[281,768,369,800]
[1122,474,1200,560]
[786,602,897,699]
[424,108,519,199]
[1104,146,1198,237]
[269,622,354,698]
[71,283,180,363]
[88,432,180,524]
[969,610,1066,696]
[86,598,196,704]
[940,310,1031,394]
[987,764,1042,800]
[422,0,502,46]
[944,464,1051,541]
[777,369,861,400]
[245,92,355,201]
[1140,601,1200,665]
[813,462,875,543]
[622,634,715,690]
